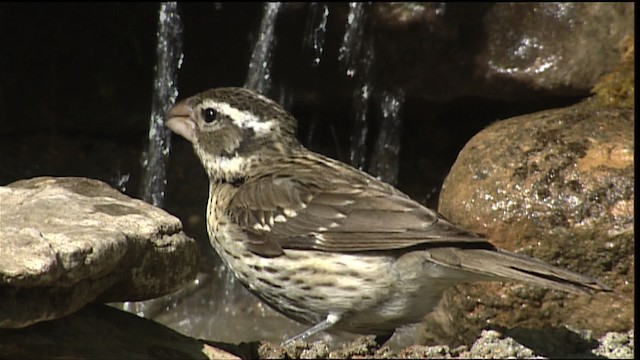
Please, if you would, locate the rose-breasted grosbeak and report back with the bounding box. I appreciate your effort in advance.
[165,87,609,344]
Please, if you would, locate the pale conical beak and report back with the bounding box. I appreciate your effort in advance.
[165,100,196,143]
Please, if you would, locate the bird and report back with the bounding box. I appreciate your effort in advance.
[165,87,610,345]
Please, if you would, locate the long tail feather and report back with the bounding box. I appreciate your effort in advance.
[427,247,611,294]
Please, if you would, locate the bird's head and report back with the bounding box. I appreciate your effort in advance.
[165,87,299,182]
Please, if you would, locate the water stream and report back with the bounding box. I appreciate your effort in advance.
[140,1,183,208]
[348,38,374,171]
[244,2,282,95]
[303,2,329,66]
[368,89,405,186]
[125,1,183,317]
[341,3,375,172]
[339,2,367,77]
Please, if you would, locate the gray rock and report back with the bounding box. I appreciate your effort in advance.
[457,328,634,359]
[252,328,634,358]
[0,176,198,328]
[434,103,633,344]
[464,330,541,359]
[593,329,634,359]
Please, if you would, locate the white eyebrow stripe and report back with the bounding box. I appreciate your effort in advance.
[206,100,275,134]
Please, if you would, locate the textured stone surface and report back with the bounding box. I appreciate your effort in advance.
[476,3,633,96]
[0,304,239,360]
[435,104,633,344]
[255,328,633,359]
[0,177,199,328]
[590,36,635,109]
[593,329,635,359]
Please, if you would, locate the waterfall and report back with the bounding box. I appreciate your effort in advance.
[126,1,183,317]
[244,2,282,95]
[368,89,405,186]
[348,39,374,171]
[340,3,374,171]
[338,2,366,77]
[303,3,329,66]
[140,1,183,208]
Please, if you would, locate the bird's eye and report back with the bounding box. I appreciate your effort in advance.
[202,108,218,123]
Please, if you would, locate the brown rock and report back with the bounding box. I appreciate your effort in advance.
[368,2,634,101]
[0,177,199,328]
[590,36,635,109]
[435,104,633,345]
[477,3,634,96]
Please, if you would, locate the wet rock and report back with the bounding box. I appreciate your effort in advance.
[435,103,633,344]
[0,303,239,360]
[590,36,635,109]
[278,2,633,103]
[0,176,198,328]
[477,3,633,97]
[371,2,634,101]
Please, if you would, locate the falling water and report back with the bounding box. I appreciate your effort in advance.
[348,39,374,170]
[125,2,183,317]
[277,83,294,112]
[244,2,282,95]
[368,89,405,186]
[303,3,329,66]
[140,2,183,207]
[338,2,366,77]
[226,0,281,308]
[340,3,374,171]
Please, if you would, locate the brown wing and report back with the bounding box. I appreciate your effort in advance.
[228,155,489,257]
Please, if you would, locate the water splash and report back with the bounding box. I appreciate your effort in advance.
[245,2,282,94]
[113,172,130,193]
[141,2,183,208]
[368,89,405,186]
[303,3,329,66]
[338,2,366,77]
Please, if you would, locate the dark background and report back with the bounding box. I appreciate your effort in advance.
[0,3,583,199]
[0,2,590,344]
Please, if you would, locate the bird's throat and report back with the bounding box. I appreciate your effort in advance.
[197,147,254,184]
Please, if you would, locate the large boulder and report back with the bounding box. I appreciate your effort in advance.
[0,176,199,328]
[435,103,633,344]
